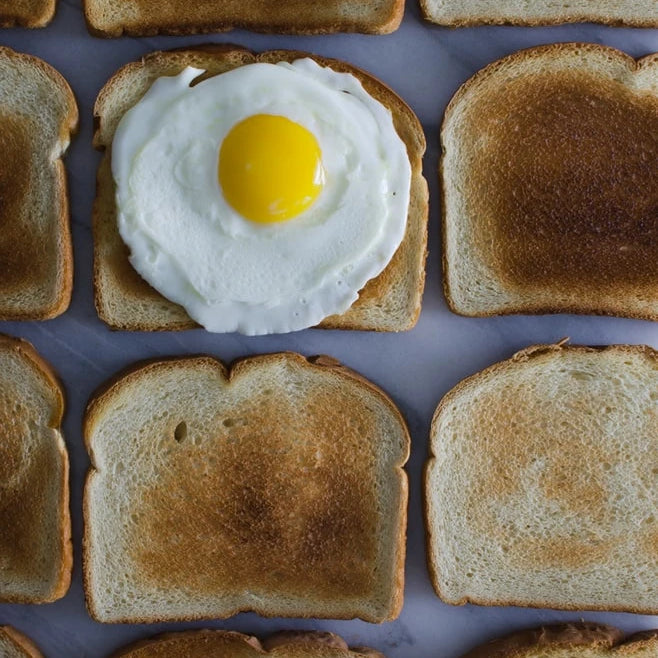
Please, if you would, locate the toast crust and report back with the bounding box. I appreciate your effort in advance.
[441,43,658,321]
[0,47,77,320]
[0,626,44,658]
[84,0,404,37]
[112,630,385,657]
[92,45,427,332]
[83,352,409,623]
[0,0,55,28]
[425,342,658,614]
[462,623,658,657]
[0,333,71,603]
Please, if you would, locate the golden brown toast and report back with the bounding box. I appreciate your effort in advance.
[84,353,409,623]
[113,630,385,657]
[92,45,428,332]
[0,0,55,27]
[442,44,658,320]
[84,0,404,37]
[462,623,658,658]
[0,47,77,320]
[0,333,71,603]
[0,626,44,658]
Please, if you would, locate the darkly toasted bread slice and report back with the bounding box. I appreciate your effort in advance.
[0,0,55,27]
[84,353,409,623]
[442,44,658,320]
[0,333,71,603]
[84,0,404,37]
[426,342,658,614]
[462,623,658,657]
[92,45,427,332]
[0,626,44,658]
[0,47,77,320]
[422,0,658,26]
[113,630,385,657]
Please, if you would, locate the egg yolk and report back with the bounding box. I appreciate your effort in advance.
[218,114,325,224]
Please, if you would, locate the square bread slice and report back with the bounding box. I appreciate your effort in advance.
[421,0,658,26]
[0,47,77,320]
[0,1,55,27]
[0,627,44,658]
[112,630,386,657]
[92,45,427,333]
[462,623,658,658]
[425,342,658,614]
[442,43,658,320]
[84,353,409,623]
[84,0,404,37]
[0,333,71,603]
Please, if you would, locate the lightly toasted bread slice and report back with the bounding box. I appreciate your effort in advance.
[0,0,55,27]
[425,342,658,614]
[92,45,428,333]
[0,333,71,603]
[0,47,77,320]
[421,0,658,26]
[83,352,409,623]
[461,623,658,658]
[442,43,658,320]
[84,0,404,37]
[0,626,44,658]
[112,630,385,657]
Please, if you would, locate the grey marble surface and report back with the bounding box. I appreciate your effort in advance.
[0,2,657,656]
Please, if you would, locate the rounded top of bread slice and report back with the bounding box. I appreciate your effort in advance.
[112,630,385,657]
[0,626,44,658]
[442,43,658,320]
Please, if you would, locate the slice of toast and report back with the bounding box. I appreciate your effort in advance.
[442,43,658,320]
[83,353,409,623]
[84,0,404,37]
[0,627,44,658]
[0,333,71,603]
[421,1,658,26]
[425,342,658,614]
[92,45,428,332]
[0,47,77,320]
[0,1,55,28]
[113,630,385,657]
[462,623,658,657]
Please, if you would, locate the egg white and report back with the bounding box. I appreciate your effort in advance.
[112,59,411,335]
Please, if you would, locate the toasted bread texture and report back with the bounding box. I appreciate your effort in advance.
[84,353,409,623]
[0,0,54,28]
[92,45,427,332]
[425,342,658,614]
[462,623,658,658]
[113,630,386,657]
[442,43,658,320]
[0,47,77,320]
[422,0,658,26]
[0,626,44,658]
[0,333,71,603]
[84,0,403,37]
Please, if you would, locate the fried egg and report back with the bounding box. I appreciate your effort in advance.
[112,58,411,335]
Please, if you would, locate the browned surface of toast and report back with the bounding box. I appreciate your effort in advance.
[0,47,77,320]
[83,352,409,622]
[84,0,403,37]
[442,44,658,320]
[0,333,71,603]
[92,45,427,332]
[113,630,386,657]
[0,0,54,27]
[0,626,44,658]
[462,623,658,657]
